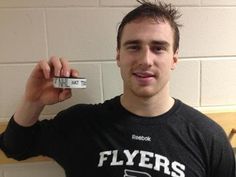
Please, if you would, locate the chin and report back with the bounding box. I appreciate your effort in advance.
[131,88,158,98]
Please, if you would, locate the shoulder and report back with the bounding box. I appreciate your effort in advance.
[173,100,233,160]
[63,96,119,114]
[173,101,235,176]
[52,96,120,121]
[40,96,120,132]
[175,100,226,140]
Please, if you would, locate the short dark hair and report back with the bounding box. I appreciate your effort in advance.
[117,0,182,52]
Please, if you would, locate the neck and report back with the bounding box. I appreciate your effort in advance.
[121,86,174,117]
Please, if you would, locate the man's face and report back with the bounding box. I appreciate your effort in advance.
[116,18,178,98]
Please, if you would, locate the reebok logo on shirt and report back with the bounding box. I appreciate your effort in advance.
[132,134,151,142]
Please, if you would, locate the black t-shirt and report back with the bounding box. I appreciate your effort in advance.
[0,96,235,177]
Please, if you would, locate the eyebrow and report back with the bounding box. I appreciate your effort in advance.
[123,39,170,48]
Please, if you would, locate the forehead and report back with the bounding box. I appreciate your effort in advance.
[121,18,174,45]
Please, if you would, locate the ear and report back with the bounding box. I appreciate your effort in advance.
[171,49,179,70]
[116,49,121,67]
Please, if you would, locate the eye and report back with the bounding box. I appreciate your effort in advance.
[152,46,166,54]
[126,45,140,51]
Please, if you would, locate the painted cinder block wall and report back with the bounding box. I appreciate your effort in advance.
[0,0,235,176]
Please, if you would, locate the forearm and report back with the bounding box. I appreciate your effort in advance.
[0,117,40,160]
[14,97,45,127]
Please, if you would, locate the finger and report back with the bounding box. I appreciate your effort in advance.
[58,89,72,102]
[49,56,62,77]
[70,69,79,78]
[59,57,70,77]
[38,59,51,79]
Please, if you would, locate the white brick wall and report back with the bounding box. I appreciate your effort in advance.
[0,0,235,176]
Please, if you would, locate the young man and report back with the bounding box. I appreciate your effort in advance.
[0,1,235,177]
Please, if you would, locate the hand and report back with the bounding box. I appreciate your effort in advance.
[24,56,79,106]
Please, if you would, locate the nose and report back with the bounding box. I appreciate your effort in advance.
[138,47,153,68]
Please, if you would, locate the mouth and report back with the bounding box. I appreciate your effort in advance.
[133,71,155,79]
